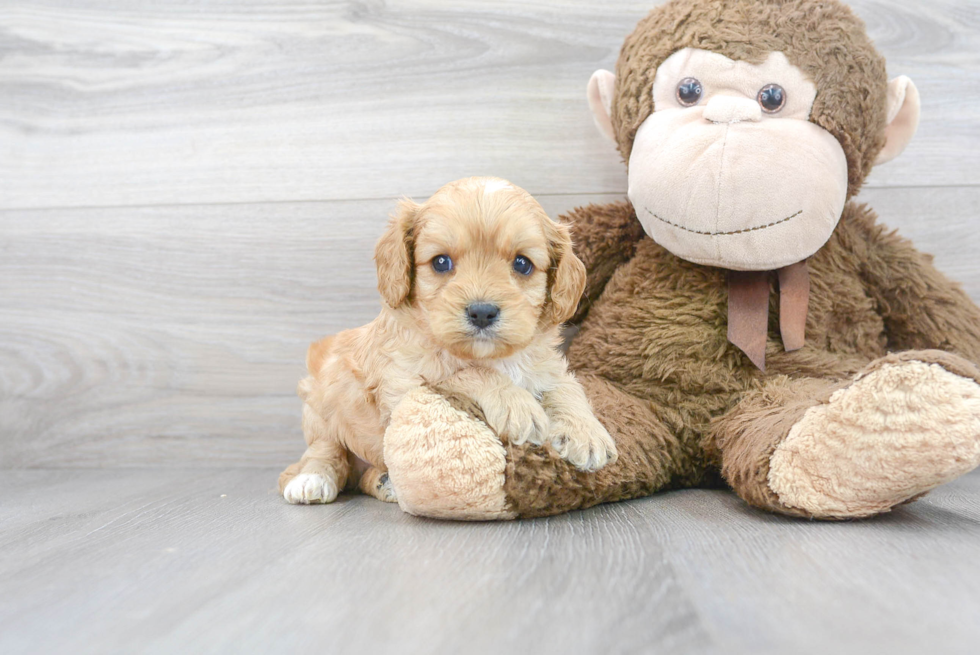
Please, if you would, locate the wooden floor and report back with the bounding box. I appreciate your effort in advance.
[1,469,978,655]
[3,1,980,653]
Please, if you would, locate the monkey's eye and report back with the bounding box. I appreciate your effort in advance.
[676,77,703,107]
[432,255,453,273]
[758,84,786,113]
[513,255,534,276]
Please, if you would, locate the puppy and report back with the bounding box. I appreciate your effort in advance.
[278,177,617,504]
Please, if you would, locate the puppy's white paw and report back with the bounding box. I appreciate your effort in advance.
[549,415,618,472]
[488,388,550,446]
[283,473,339,505]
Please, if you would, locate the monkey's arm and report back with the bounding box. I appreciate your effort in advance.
[846,203,980,363]
[562,201,646,324]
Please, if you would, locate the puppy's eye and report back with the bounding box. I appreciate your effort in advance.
[512,255,534,276]
[431,255,453,273]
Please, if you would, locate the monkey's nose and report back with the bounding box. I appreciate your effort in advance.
[466,302,500,329]
[703,95,762,124]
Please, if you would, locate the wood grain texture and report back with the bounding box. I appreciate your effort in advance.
[0,468,978,655]
[1,0,979,210]
[3,5,980,651]
[2,188,979,468]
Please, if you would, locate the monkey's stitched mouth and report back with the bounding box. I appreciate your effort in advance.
[643,208,803,236]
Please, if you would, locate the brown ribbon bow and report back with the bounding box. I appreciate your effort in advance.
[727,260,810,371]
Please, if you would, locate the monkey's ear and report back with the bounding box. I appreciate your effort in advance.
[587,69,617,143]
[374,199,419,309]
[875,76,920,165]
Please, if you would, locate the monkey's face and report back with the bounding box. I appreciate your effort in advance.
[626,48,848,271]
[586,1,920,272]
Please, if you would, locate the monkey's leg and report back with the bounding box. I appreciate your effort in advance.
[501,373,693,518]
[713,351,980,519]
[384,373,694,520]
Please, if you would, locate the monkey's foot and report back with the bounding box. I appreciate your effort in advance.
[384,386,516,520]
[768,351,980,518]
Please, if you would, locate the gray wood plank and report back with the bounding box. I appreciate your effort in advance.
[0,468,978,655]
[1,0,978,210]
[853,186,980,297]
[3,187,979,468]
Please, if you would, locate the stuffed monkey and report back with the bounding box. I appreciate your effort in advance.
[384,0,980,520]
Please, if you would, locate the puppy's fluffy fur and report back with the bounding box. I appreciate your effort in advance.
[279,177,616,504]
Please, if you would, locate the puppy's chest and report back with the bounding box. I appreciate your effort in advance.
[491,358,545,399]
[378,351,546,413]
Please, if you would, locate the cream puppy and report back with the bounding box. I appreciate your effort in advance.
[279,177,617,504]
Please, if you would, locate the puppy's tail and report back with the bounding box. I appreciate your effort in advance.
[306,336,335,375]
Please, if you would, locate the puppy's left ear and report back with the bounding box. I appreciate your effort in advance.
[375,199,420,309]
[543,218,587,325]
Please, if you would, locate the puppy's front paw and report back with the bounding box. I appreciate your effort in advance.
[483,388,549,446]
[283,473,339,504]
[549,414,618,472]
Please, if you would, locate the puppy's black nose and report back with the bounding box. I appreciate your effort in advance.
[466,303,499,329]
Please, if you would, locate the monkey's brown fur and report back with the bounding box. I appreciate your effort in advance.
[500,201,980,518]
[383,0,980,520]
[494,0,980,518]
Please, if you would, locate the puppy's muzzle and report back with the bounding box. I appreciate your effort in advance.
[466,302,499,330]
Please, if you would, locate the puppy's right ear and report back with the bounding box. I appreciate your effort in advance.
[374,199,420,309]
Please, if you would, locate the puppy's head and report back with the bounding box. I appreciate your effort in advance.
[375,177,586,360]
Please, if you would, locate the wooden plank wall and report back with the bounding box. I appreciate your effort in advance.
[2,0,978,467]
